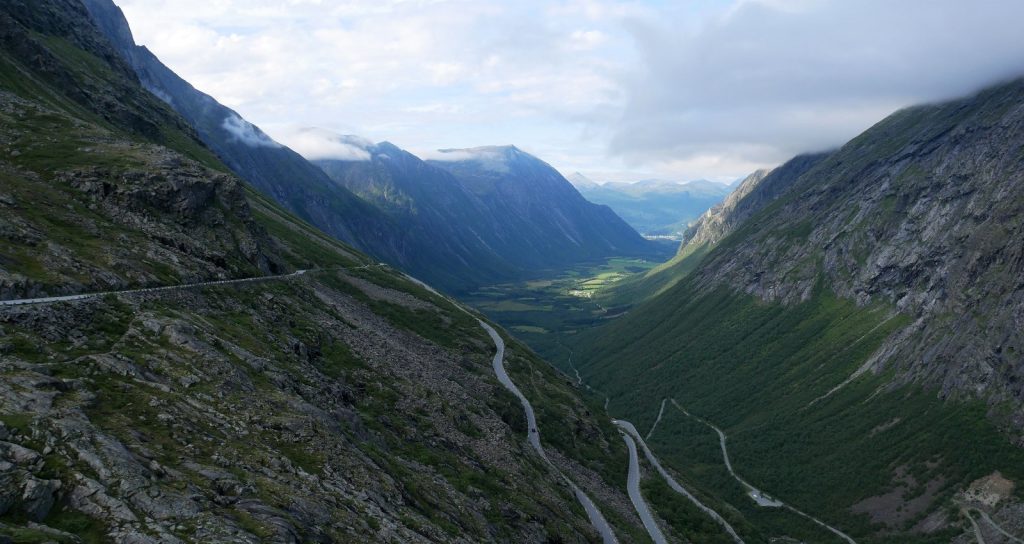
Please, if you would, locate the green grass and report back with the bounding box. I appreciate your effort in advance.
[598,241,711,307]
[576,279,1024,542]
[462,256,663,373]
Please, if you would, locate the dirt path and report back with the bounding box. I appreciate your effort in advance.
[973,508,1023,543]
[965,509,989,544]
[646,398,667,440]
[670,399,857,544]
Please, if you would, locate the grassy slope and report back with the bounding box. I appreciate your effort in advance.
[596,242,711,308]
[577,274,1024,542]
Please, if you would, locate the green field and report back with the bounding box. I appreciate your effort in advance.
[462,257,660,371]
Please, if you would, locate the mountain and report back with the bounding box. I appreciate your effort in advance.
[576,78,1024,542]
[595,160,822,306]
[574,177,731,238]
[318,142,667,291]
[313,139,517,291]
[566,171,599,190]
[677,155,830,249]
[78,0,415,269]
[424,146,665,269]
[79,1,665,293]
[0,2,654,541]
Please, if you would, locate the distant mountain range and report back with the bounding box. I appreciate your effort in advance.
[568,173,731,238]
[315,140,665,290]
[80,0,662,293]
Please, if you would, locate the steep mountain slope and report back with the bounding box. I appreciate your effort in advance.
[577,79,1024,543]
[319,142,668,292]
[78,0,412,269]
[81,1,665,293]
[428,146,665,270]
[597,157,826,306]
[678,156,828,249]
[0,3,651,541]
[314,140,518,291]
[573,178,731,238]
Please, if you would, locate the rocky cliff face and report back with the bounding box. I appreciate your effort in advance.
[79,0,414,275]
[678,153,828,250]
[575,78,1024,544]
[689,80,1024,425]
[0,3,648,542]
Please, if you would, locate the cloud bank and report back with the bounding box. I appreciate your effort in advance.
[119,0,1024,181]
[278,127,373,161]
[610,0,1024,168]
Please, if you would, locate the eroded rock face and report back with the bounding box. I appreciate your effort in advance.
[0,92,285,300]
[687,80,1024,431]
[680,153,829,250]
[0,1,647,541]
[0,268,641,543]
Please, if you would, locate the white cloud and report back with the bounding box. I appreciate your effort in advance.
[568,30,607,51]
[610,0,1024,170]
[221,113,281,148]
[424,147,514,172]
[115,0,1024,182]
[275,127,373,161]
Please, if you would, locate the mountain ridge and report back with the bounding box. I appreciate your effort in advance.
[80,0,662,292]
[0,2,657,541]
[575,76,1024,543]
[316,137,666,291]
[573,176,731,238]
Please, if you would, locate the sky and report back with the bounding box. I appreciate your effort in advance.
[116,0,1024,183]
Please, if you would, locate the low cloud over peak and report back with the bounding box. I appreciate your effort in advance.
[221,114,280,149]
[277,127,374,162]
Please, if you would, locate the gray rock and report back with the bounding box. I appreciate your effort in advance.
[21,477,60,521]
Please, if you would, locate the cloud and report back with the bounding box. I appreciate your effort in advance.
[116,0,1024,182]
[277,127,373,161]
[221,113,281,148]
[423,147,514,173]
[609,0,1024,168]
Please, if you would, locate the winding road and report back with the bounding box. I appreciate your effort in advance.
[615,419,746,544]
[968,507,1024,544]
[0,269,310,306]
[966,508,989,544]
[669,399,857,544]
[7,267,622,542]
[480,321,619,544]
[619,429,668,544]
[404,273,621,543]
